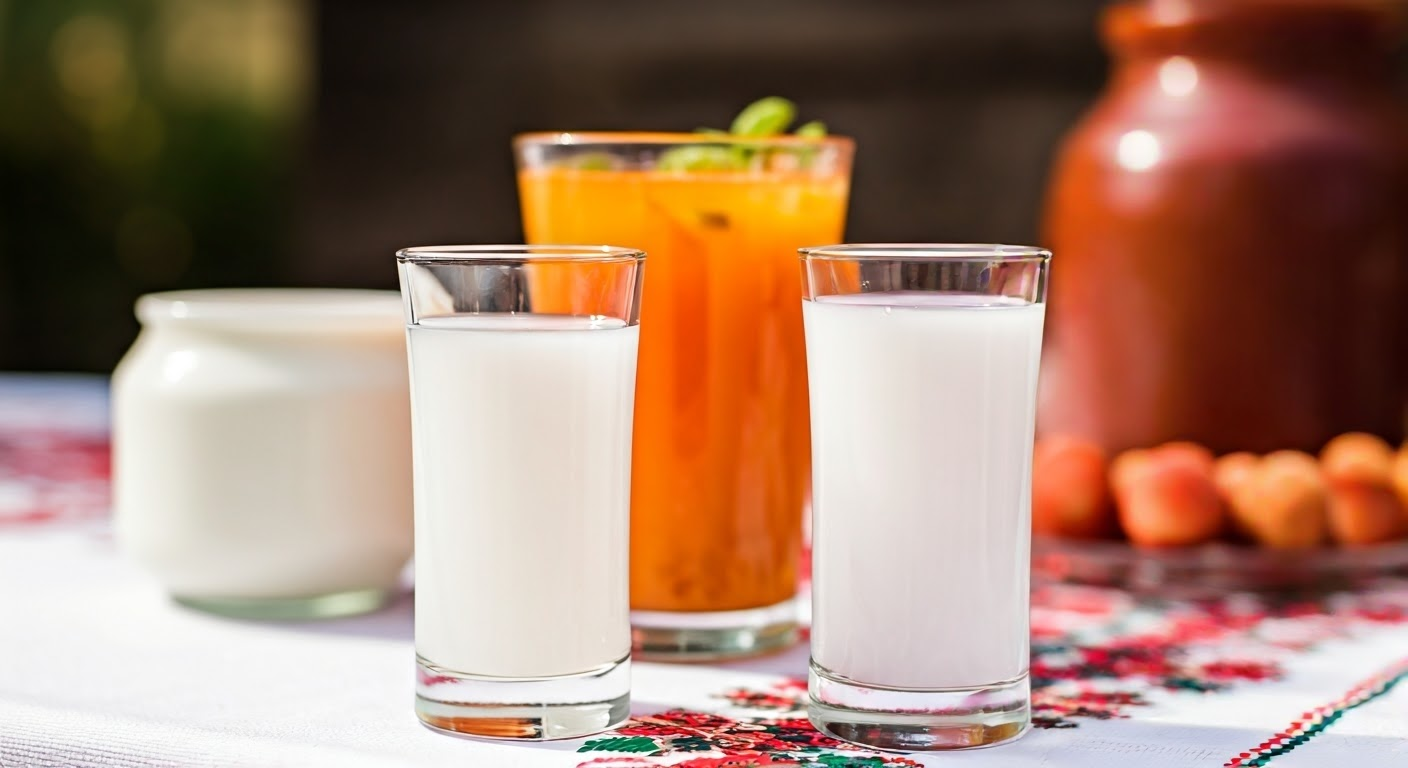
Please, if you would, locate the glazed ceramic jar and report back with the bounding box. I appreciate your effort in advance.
[112,289,413,618]
[1042,0,1408,454]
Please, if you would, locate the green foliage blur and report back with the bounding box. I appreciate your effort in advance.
[0,0,306,371]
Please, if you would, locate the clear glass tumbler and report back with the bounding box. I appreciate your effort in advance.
[800,244,1050,751]
[516,133,853,661]
[398,245,645,740]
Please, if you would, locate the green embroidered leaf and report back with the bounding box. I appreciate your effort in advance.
[577,735,661,753]
[668,735,713,752]
[812,754,890,767]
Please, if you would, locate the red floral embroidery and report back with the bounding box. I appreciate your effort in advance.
[0,432,110,525]
[579,588,1408,767]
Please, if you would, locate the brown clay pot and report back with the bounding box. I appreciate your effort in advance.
[1041,0,1408,454]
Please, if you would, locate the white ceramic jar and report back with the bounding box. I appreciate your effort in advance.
[113,289,413,619]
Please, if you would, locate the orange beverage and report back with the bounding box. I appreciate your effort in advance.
[515,133,852,658]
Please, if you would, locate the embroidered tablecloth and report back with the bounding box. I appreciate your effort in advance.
[1,374,1405,767]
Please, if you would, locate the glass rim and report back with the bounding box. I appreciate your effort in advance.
[396,244,645,264]
[799,243,1051,262]
[513,131,855,150]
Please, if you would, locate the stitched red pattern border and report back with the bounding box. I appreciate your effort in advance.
[576,590,1408,767]
[1225,656,1408,768]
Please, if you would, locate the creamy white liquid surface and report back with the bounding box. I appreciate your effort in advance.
[409,314,637,678]
[804,292,1044,689]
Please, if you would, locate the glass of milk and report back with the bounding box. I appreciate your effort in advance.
[397,245,644,741]
[799,244,1050,751]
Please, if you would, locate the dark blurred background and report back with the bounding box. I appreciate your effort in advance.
[2,0,1404,372]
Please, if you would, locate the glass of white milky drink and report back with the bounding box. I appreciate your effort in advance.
[800,244,1049,751]
[396,245,644,741]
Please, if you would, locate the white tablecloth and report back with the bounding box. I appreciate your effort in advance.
[3,529,1407,768]
[1,375,1406,767]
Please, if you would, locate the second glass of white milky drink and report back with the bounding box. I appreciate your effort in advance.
[800,244,1050,751]
[396,245,644,741]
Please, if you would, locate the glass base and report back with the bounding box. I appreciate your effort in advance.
[807,660,1030,751]
[173,587,393,620]
[631,598,799,661]
[415,654,630,741]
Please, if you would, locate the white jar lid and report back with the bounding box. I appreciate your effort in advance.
[135,289,403,334]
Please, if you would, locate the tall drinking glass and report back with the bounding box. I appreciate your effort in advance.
[398,245,644,740]
[516,133,853,660]
[800,244,1049,751]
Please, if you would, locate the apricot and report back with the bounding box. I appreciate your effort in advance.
[1263,449,1322,476]
[1228,451,1327,548]
[1390,447,1408,519]
[1115,453,1223,547]
[1320,432,1394,485]
[1156,441,1216,474]
[1213,452,1260,502]
[1109,449,1152,498]
[1326,478,1405,546]
[1113,443,1214,494]
[1032,436,1115,539]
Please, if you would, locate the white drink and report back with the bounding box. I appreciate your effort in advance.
[804,292,1044,690]
[408,314,637,679]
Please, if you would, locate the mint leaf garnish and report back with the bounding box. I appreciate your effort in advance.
[729,96,796,137]
[656,145,740,172]
[653,98,826,172]
[568,151,616,170]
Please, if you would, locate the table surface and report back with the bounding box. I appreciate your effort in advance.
[2,374,1406,768]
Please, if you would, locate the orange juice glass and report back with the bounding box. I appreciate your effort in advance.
[515,133,853,659]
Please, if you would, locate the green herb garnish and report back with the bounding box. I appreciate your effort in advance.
[655,96,830,172]
[794,120,826,139]
[656,145,742,172]
[568,151,617,171]
[730,96,797,137]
